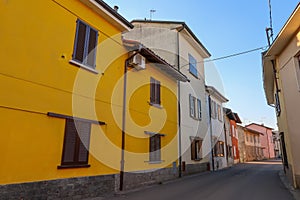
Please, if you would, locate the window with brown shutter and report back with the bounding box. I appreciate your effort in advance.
[60,119,91,167]
[149,134,161,162]
[72,19,98,69]
[150,77,161,105]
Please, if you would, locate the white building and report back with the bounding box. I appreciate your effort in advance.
[124,20,212,174]
[206,86,229,170]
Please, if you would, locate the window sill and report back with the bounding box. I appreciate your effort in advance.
[145,160,164,164]
[190,115,201,121]
[148,102,163,109]
[57,164,91,169]
[69,60,99,74]
[192,158,203,162]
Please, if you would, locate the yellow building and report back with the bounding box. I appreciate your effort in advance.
[262,3,300,188]
[0,0,187,198]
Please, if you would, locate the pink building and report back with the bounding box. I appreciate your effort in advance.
[245,123,275,159]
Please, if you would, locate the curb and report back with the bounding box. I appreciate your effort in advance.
[279,170,300,200]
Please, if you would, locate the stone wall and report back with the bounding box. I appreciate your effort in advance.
[182,162,209,175]
[117,167,179,191]
[0,174,115,199]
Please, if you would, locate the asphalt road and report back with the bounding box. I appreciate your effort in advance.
[105,160,294,200]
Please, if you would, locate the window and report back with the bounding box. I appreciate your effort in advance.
[217,104,222,121]
[189,94,202,120]
[210,99,217,119]
[191,138,203,161]
[72,19,98,69]
[61,119,91,167]
[250,135,253,143]
[227,145,232,158]
[232,125,235,137]
[188,54,198,77]
[275,92,281,116]
[189,94,196,118]
[197,99,202,120]
[233,146,237,157]
[149,134,162,162]
[150,77,161,105]
[214,141,224,157]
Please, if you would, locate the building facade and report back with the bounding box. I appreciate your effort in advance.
[243,127,263,161]
[262,3,300,188]
[245,123,275,159]
[206,86,229,170]
[124,20,212,175]
[223,108,234,167]
[0,0,188,198]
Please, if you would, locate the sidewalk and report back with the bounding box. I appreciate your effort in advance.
[279,170,300,200]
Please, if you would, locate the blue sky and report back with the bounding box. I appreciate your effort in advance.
[105,0,299,128]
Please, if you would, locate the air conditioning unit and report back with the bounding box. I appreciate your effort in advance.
[128,54,146,70]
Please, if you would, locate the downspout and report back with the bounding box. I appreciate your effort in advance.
[120,50,140,191]
[177,25,185,178]
[208,95,215,171]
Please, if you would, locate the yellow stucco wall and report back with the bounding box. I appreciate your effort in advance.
[0,0,178,184]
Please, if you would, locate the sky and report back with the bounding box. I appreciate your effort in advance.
[104,0,299,129]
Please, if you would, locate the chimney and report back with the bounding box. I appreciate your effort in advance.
[114,5,119,12]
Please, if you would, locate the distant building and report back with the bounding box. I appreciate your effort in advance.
[245,123,275,159]
[262,2,300,189]
[223,108,234,167]
[242,126,263,161]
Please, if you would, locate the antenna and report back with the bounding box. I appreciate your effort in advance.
[266,0,274,47]
[150,9,156,20]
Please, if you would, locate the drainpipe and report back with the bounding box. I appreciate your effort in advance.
[177,25,184,178]
[208,95,215,171]
[119,50,140,191]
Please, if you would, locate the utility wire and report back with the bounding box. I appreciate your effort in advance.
[204,46,268,63]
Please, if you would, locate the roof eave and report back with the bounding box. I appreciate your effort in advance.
[123,40,189,82]
[80,0,133,31]
[265,2,300,57]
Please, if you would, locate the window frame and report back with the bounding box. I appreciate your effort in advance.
[191,138,203,161]
[150,77,161,106]
[188,54,198,78]
[214,141,225,157]
[149,134,162,162]
[59,118,91,168]
[197,98,202,120]
[72,19,99,70]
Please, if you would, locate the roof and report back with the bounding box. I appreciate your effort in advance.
[206,85,229,103]
[262,3,300,104]
[81,0,133,31]
[131,20,211,58]
[245,123,273,130]
[123,39,189,82]
[244,127,263,135]
[223,107,242,123]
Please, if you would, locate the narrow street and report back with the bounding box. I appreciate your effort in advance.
[106,160,294,200]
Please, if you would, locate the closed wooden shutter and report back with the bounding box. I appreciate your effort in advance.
[74,21,87,63]
[87,28,98,68]
[62,119,77,164]
[77,121,91,163]
[61,119,91,165]
[150,78,155,103]
[150,135,161,161]
[156,81,161,104]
